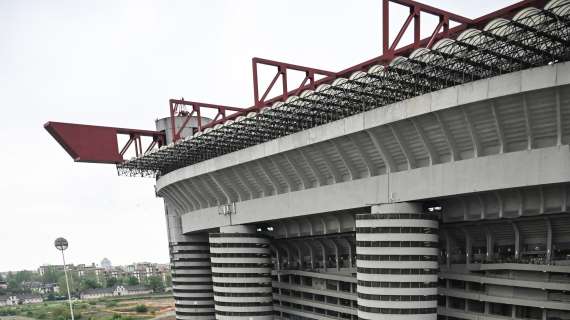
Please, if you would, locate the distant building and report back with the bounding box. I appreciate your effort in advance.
[101,258,112,270]
[78,288,113,300]
[19,281,60,295]
[0,294,43,306]
[80,285,152,300]
[114,285,152,297]
[36,283,60,295]
[38,264,66,276]
[0,280,7,290]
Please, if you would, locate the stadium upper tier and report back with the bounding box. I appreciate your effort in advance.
[117,0,570,177]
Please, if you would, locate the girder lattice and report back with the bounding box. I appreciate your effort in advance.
[117,2,570,177]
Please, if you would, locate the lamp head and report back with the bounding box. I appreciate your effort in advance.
[54,237,68,251]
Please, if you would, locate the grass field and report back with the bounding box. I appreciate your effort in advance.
[0,294,174,320]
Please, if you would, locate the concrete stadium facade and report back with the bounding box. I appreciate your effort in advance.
[159,61,570,320]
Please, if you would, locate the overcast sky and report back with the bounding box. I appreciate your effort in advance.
[0,0,518,272]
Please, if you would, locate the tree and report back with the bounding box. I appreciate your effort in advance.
[7,279,20,292]
[134,304,148,313]
[147,276,164,293]
[126,276,139,286]
[80,276,100,291]
[57,272,80,295]
[15,270,34,283]
[41,266,63,284]
[105,277,118,288]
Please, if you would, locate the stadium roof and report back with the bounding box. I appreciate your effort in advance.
[118,0,570,177]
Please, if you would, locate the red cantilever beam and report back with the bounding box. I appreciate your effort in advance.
[44,121,164,164]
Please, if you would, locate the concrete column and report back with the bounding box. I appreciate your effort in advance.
[209,225,273,320]
[272,245,281,271]
[356,202,439,320]
[546,218,553,263]
[512,223,521,261]
[166,207,215,320]
[463,229,472,265]
[443,231,452,268]
[485,228,495,262]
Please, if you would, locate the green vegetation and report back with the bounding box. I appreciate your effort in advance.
[1,266,169,297]
[147,276,164,293]
[0,295,173,320]
[105,301,118,308]
[134,304,148,313]
[126,277,139,286]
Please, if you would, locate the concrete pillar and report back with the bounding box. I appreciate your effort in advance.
[443,231,452,268]
[166,206,215,320]
[546,218,553,263]
[272,245,281,271]
[356,202,439,320]
[485,228,495,262]
[512,223,521,261]
[209,225,273,320]
[463,228,472,265]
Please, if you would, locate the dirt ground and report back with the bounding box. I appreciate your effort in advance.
[0,294,175,319]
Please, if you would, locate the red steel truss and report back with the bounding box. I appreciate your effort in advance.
[44,0,550,164]
[252,57,336,108]
[169,99,245,142]
[44,122,164,164]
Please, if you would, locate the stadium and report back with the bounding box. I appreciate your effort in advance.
[46,0,570,319]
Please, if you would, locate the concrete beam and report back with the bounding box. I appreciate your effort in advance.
[181,146,570,233]
[157,63,569,191]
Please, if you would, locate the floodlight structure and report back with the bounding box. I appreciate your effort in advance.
[54,237,74,320]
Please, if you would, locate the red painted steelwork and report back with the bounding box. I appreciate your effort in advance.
[383,0,473,56]
[189,0,548,136]
[169,99,245,141]
[252,57,336,108]
[46,0,549,156]
[44,122,164,164]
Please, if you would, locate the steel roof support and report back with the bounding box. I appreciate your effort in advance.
[225,170,249,201]
[297,149,326,186]
[556,88,563,146]
[283,153,311,190]
[179,182,203,210]
[489,101,505,154]
[522,93,533,150]
[319,144,343,183]
[171,184,195,212]
[462,108,481,158]
[269,157,296,192]
[193,176,219,207]
[390,124,416,169]
[231,167,255,200]
[410,118,439,165]
[365,129,395,173]
[330,140,358,180]
[434,112,459,161]
[349,134,375,177]
[258,160,282,195]
[208,173,233,204]
[243,163,272,198]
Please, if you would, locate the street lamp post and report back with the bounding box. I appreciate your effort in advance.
[54,237,75,320]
